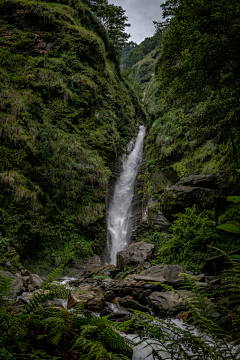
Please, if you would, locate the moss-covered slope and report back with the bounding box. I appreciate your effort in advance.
[122,35,240,199]
[0,0,145,266]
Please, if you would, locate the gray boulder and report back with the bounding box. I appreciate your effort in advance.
[67,284,104,312]
[84,264,117,279]
[0,270,24,298]
[100,302,132,318]
[30,274,43,288]
[159,174,225,221]
[119,296,149,312]
[117,241,155,271]
[135,265,187,286]
[147,200,172,232]
[147,290,193,314]
[104,290,116,302]
[176,174,220,189]
[69,255,102,278]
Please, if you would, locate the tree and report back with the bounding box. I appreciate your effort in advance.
[154,0,240,164]
[83,0,131,51]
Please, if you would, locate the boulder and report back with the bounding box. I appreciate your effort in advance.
[135,265,187,286]
[147,200,172,232]
[15,273,30,283]
[122,286,143,298]
[138,290,152,306]
[117,241,155,271]
[28,284,35,291]
[209,278,222,285]
[4,260,12,268]
[147,290,193,314]
[122,275,137,286]
[193,274,205,282]
[159,175,225,221]
[21,269,29,276]
[30,274,43,288]
[176,174,220,189]
[203,249,240,275]
[104,290,116,302]
[67,284,104,312]
[100,302,131,318]
[84,265,116,279]
[68,255,102,278]
[86,297,104,312]
[111,297,121,306]
[0,270,24,298]
[118,296,149,312]
[21,289,50,301]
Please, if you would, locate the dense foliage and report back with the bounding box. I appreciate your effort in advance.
[1,256,240,359]
[83,0,131,51]
[154,206,239,272]
[0,0,145,268]
[144,0,240,192]
[121,34,162,72]
[0,267,134,360]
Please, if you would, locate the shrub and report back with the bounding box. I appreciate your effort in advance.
[144,231,170,254]
[155,206,238,272]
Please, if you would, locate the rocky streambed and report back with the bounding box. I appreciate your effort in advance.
[1,240,231,360]
[3,241,222,319]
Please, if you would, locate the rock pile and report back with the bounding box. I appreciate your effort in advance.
[1,241,223,323]
[0,266,44,298]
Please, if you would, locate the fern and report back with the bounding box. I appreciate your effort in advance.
[22,265,77,313]
[40,265,64,291]
[129,258,240,360]
[0,273,14,303]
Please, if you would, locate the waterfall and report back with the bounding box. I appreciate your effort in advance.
[107,125,146,265]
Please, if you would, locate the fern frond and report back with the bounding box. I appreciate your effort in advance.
[0,273,14,303]
[41,265,64,290]
[74,299,85,314]
[23,286,71,313]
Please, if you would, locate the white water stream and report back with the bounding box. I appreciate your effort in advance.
[107,125,146,265]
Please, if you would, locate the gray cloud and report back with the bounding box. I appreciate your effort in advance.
[109,0,164,44]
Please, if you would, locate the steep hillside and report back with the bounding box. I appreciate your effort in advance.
[122,35,240,198]
[121,11,240,271]
[0,0,145,267]
[121,34,161,94]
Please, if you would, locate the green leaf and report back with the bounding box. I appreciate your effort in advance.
[227,196,240,203]
[217,224,240,234]
[226,221,240,229]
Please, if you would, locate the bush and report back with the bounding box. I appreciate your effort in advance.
[155,206,239,272]
[144,231,170,254]
[51,234,93,266]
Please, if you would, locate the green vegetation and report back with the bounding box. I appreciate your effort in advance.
[121,2,240,199]
[152,206,238,272]
[145,0,240,192]
[0,0,145,268]
[2,256,240,359]
[134,255,240,358]
[83,0,131,51]
[0,267,134,360]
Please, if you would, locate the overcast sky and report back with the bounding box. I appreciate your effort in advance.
[109,0,164,44]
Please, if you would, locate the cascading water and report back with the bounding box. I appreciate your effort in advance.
[107,125,146,265]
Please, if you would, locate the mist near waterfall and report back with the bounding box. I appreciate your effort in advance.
[107,126,146,265]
